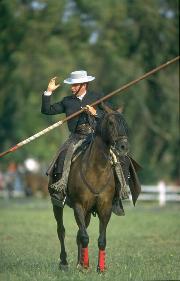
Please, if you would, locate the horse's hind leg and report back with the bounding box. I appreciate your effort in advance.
[53,205,68,270]
[97,205,112,273]
[74,204,90,269]
[76,212,91,267]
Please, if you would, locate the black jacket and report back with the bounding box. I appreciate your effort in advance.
[41,91,105,133]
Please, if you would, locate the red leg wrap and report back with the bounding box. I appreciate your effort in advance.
[81,247,89,268]
[98,250,106,271]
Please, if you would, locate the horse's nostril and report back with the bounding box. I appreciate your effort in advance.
[121,145,125,150]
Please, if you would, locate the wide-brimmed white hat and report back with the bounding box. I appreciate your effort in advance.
[64,70,95,84]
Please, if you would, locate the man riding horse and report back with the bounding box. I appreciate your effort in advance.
[41,70,140,215]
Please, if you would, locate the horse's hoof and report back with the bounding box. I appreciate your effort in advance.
[59,262,69,271]
[76,263,90,273]
[97,266,106,274]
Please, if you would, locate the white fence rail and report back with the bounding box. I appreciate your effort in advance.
[138,183,180,206]
[0,180,180,206]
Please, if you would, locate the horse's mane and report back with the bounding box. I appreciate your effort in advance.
[112,112,129,136]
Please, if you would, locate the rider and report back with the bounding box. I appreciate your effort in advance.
[41,70,129,215]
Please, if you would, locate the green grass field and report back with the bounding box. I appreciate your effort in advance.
[0,198,180,281]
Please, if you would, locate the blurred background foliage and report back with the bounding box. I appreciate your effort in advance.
[0,0,179,183]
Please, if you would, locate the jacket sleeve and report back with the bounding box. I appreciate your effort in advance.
[41,94,65,115]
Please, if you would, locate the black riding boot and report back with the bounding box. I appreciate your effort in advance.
[48,173,66,208]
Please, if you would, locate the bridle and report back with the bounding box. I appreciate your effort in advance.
[100,111,128,147]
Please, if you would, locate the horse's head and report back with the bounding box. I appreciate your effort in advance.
[96,103,129,156]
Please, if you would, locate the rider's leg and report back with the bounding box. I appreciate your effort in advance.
[49,149,67,208]
[49,173,66,208]
[111,172,125,216]
[48,134,90,208]
[111,155,130,216]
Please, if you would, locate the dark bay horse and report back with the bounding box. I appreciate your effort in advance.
[52,105,129,273]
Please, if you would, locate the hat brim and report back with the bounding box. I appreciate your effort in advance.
[64,76,95,84]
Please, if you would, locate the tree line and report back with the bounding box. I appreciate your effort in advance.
[0,0,179,183]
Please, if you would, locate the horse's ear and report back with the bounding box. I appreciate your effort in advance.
[100,102,114,113]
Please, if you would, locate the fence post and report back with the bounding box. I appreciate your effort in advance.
[158,181,166,207]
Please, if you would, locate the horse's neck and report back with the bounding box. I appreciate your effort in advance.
[86,136,110,169]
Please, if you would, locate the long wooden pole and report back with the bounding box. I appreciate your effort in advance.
[0,56,179,158]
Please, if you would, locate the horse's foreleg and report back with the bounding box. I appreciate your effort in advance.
[76,212,91,267]
[74,204,89,269]
[97,208,112,273]
[53,205,68,270]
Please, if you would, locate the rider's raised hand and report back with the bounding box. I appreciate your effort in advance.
[47,77,60,92]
